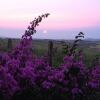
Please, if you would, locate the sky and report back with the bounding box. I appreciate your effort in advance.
[0,0,100,39]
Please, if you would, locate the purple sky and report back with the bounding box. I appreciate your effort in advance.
[0,0,100,39]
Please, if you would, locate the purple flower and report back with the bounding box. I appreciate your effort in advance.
[42,81,55,89]
[88,82,98,89]
[71,87,82,95]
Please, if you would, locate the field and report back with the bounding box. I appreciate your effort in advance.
[1,38,100,67]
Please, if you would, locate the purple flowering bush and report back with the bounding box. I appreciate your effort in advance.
[0,13,99,100]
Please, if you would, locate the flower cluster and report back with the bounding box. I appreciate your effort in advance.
[88,66,100,90]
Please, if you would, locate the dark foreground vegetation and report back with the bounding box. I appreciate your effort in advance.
[0,14,99,100]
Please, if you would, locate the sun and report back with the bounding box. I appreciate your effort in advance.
[43,30,47,34]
